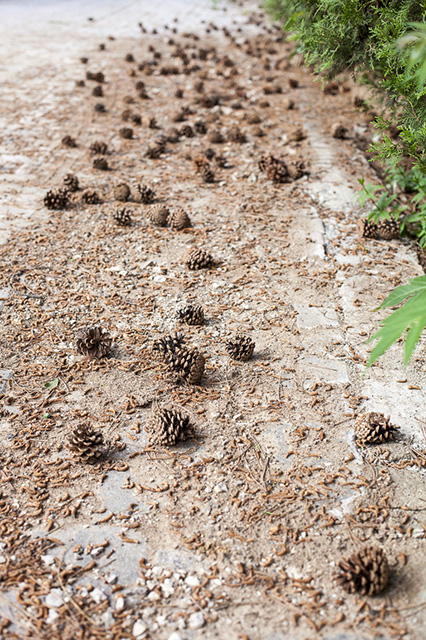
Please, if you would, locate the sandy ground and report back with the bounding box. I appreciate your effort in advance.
[0,1,426,640]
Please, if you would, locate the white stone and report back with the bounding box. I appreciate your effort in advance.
[168,633,182,640]
[115,596,125,611]
[45,589,64,608]
[147,590,160,601]
[91,587,107,604]
[188,612,205,629]
[0,556,6,564]
[214,482,228,493]
[41,554,55,566]
[185,575,200,587]
[162,579,175,597]
[105,573,118,584]
[46,609,60,624]
[133,619,148,637]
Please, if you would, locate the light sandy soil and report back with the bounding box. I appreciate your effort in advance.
[0,2,426,640]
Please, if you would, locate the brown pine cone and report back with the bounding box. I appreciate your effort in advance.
[90,140,108,155]
[200,165,215,183]
[136,184,156,204]
[226,335,255,361]
[141,116,157,129]
[119,127,133,139]
[208,129,224,144]
[93,157,109,170]
[63,174,79,192]
[86,71,105,83]
[76,326,112,359]
[62,135,77,148]
[354,412,398,446]
[152,333,186,360]
[113,183,131,202]
[67,425,105,462]
[336,546,389,596]
[145,144,163,159]
[147,204,169,227]
[358,218,378,239]
[186,248,213,270]
[125,53,135,62]
[44,189,69,210]
[177,305,204,326]
[169,207,191,230]
[265,158,289,183]
[179,124,194,138]
[331,123,348,139]
[227,126,246,143]
[92,85,103,97]
[149,408,193,446]
[375,217,399,240]
[193,155,211,173]
[94,102,106,113]
[194,120,207,134]
[81,190,100,205]
[164,347,205,384]
[113,208,132,226]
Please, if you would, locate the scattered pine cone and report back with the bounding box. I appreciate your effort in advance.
[358,218,378,239]
[152,333,186,360]
[194,120,207,134]
[113,183,131,201]
[336,547,389,596]
[43,189,69,210]
[137,184,156,204]
[62,135,77,148]
[76,326,112,359]
[149,408,193,446]
[226,335,255,361]
[113,208,132,226]
[81,190,100,205]
[63,174,79,192]
[145,143,163,159]
[375,217,399,240]
[200,164,215,183]
[67,425,105,462]
[288,77,299,88]
[86,71,105,83]
[169,207,191,230]
[227,126,246,143]
[119,127,133,139]
[259,154,290,183]
[164,347,205,384]
[148,204,169,226]
[331,123,348,139]
[125,53,135,62]
[354,412,398,446]
[193,155,211,173]
[177,305,204,326]
[92,85,103,97]
[208,129,224,144]
[90,141,108,155]
[93,157,109,171]
[186,248,213,270]
[94,102,106,113]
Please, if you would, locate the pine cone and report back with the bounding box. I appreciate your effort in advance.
[137,184,156,204]
[62,135,77,148]
[227,126,246,143]
[337,546,389,596]
[166,127,180,143]
[113,208,132,226]
[92,85,103,97]
[208,129,224,144]
[375,217,399,240]
[194,120,207,134]
[145,144,163,159]
[226,335,255,361]
[63,174,79,192]
[177,305,204,326]
[76,326,112,359]
[193,155,211,173]
[93,157,109,170]
[358,218,378,239]
[43,189,69,210]
[149,408,193,446]
[169,207,191,230]
[67,425,105,462]
[81,190,100,205]
[331,123,348,139]
[164,347,205,384]
[179,124,194,138]
[94,102,106,113]
[186,248,213,270]
[119,127,133,139]
[148,204,169,227]
[125,53,135,62]
[200,165,215,183]
[258,154,290,183]
[90,141,108,155]
[141,116,157,129]
[153,332,186,360]
[113,183,131,202]
[354,412,398,446]
[86,71,105,83]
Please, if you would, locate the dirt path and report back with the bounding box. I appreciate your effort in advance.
[1,2,425,639]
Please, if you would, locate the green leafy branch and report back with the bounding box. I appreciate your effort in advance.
[367,275,426,367]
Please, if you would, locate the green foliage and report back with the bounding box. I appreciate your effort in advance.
[264,0,426,168]
[367,275,426,367]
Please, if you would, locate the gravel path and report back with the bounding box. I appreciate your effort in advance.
[0,2,425,639]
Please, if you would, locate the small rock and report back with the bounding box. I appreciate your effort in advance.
[168,633,182,640]
[45,589,64,608]
[188,612,205,629]
[0,556,6,564]
[116,596,125,611]
[41,554,55,566]
[91,587,107,604]
[185,575,200,587]
[214,482,228,493]
[133,619,148,637]
[147,590,161,601]
[46,609,60,624]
